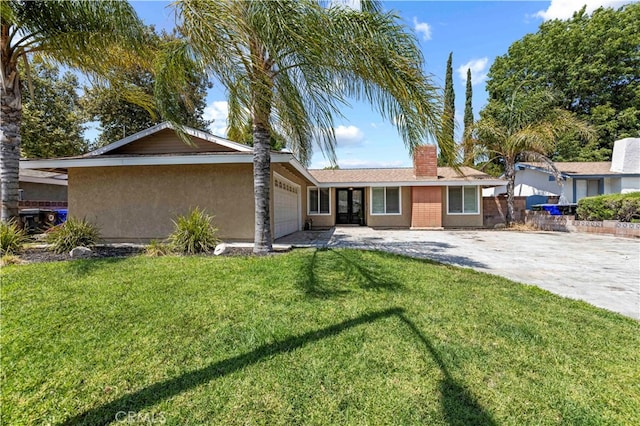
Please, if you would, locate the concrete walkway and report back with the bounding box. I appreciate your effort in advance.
[277,227,640,320]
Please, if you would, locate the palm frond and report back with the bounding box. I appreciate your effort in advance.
[7,1,146,66]
[169,0,444,164]
[520,150,563,182]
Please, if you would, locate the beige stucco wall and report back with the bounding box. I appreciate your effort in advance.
[366,186,412,228]
[306,187,336,228]
[19,182,67,202]
[69,164,255,242]
[442,186,484,227]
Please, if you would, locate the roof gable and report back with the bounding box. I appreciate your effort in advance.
[87,122,252,156]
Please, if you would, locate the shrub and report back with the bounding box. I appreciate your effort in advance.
[577,192,640,222]
[145,239,172,257]
[46,217,101,254]
[0,219,27,255]
[1,254,23,266]
[168,208,220,254]
[618,197,640,222]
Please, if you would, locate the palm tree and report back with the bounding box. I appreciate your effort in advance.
[474,88,594,225]
[1,0,148,222]
[157,0,450,254]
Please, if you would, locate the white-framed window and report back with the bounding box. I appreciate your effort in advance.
[308,187,330,215]
[371,187,401,215]
[447,186,479,214]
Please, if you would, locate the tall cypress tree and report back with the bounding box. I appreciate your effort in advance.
[440,52,455,165]
[463,68,474,165]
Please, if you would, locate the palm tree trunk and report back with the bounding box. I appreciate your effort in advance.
[504,160,516,226]
[1,58,22,222]
[252,122,273,254]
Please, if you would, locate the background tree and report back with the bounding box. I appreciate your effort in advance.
[474,88,594,225]
[462,68,474,165]
[227,119,286,152]
[486,3,639,161]
[439,51,455,166]
[21,59,88,158]
[82,27,211,148]
[1,0,147,221]
[157,0,448,253]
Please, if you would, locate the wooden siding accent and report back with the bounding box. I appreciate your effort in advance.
[110,128,237,155]
[482,196,526,227]
[411,186,442,228]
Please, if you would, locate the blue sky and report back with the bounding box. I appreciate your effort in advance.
[129,0,635,169]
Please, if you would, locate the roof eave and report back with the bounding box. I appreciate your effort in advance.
[283,155,320,186]
[314,179,507,187]
[18,176,68,186]
[20,152,316,178]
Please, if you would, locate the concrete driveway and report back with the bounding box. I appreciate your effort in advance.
[278,227,640,319]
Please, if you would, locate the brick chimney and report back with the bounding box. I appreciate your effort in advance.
[413,145,438,177]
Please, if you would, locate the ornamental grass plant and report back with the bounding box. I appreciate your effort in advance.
[45,217,100,254]
[0,219,27,255]
[168,207,220,254]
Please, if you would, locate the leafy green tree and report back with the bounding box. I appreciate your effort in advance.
[1,0,147,221]
[463,68,474,165]
[21,59,88,158]
[157,0,447,253]
[486,3,639,161]
[227,119,286,152]
[82,27,211,147]
[475,88,594,225]
[439,52,455,165]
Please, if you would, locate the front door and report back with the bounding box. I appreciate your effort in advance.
[336,188,364,225]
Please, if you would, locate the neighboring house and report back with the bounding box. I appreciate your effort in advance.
[21,122,505,242]
[483,138,640,203]
[0,169,68,206]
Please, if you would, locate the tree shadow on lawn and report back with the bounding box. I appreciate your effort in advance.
[60,307,495,425]
[329,237,489,270]
[62,256,135,278]
[296,248,405,298]
[397,313,496,426]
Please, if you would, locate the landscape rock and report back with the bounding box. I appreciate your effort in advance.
[494,223,506,229]
[70,247,93,258]
[213,243,227,256]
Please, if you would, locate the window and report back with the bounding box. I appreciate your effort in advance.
[371,187,401,215]
[586,179,600,197]
[308,187,330,214]
[448,186,478,214]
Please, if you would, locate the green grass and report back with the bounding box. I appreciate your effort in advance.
[2,249,639,425]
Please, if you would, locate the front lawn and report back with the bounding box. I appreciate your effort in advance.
[2,249,639,425]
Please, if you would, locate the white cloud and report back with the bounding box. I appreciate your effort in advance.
[334,125,365,146]
[413,17,432,41]
[534,0,633,20]
[456,57,489,86]
[203,101,229,136]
